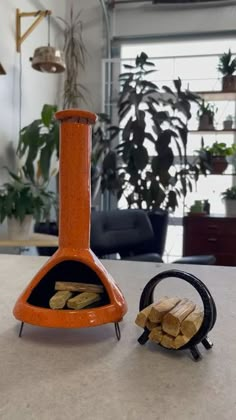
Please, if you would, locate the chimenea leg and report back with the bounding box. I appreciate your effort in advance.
[18,322,24,337]
[114,322,121,341]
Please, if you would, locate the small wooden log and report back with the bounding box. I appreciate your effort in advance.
[148,297,180,323]
[67,292,101,310]
[146,319,160,331]
[49,291,73,309]
[161,333,174,349]
[181,307,204,338]
[162,298,196,337]
[55,281,104,294]
[149,326,163,344]
[173,334,190,350]
[135,304,153,328]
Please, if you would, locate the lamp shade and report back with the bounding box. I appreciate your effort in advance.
[30,46,66,73]
[0,62,6,75]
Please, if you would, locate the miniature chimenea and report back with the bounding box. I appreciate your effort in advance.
[13,109,127,337]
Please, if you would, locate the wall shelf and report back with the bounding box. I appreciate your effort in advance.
[189,129,236,134]
[196,91,236,101]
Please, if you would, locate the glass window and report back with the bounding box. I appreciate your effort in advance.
[116,38,236,259]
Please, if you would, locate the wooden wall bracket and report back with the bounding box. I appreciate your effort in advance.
[16,8,52,53]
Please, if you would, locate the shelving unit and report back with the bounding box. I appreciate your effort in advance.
[196,91,236,101]
[189,129,236,134]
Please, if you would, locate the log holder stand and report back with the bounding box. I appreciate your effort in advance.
[138,269,217,361]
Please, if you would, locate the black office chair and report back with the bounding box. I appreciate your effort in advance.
[90,209,216,265]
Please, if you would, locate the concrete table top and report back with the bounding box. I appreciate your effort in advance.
[0,255,236,420]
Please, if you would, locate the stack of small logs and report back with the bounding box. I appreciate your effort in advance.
[49,282,104,310]
[135,296,203,349]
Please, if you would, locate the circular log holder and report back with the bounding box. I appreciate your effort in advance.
[138,269,217,361]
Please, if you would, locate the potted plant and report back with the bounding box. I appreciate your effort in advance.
[197,140,236,175]
[222,186,236,217]
[0,171,56,240]
[218,49,236,92]
[58,7,87,108]
[223,114,234,130]
[107,52,199,255]
[197,100,217,130]
[114,52,199,212]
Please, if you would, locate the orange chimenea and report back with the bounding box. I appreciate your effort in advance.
[13,109,127,337]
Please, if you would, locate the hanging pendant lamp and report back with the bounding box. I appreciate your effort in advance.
[30,14,65,73]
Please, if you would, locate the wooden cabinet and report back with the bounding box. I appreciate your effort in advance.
[183,215,236,266]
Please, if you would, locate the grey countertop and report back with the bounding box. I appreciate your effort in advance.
[0,255,236,420]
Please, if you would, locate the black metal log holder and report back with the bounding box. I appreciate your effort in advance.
[138,269,217,361]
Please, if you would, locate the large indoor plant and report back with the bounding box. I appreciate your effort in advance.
[16,104,59,243]
[222,186,236,217]
[115,52,199,212]
[218,49,236,92]
[58,7,87,108]
[110,52,199,256]
[0,171,56,240]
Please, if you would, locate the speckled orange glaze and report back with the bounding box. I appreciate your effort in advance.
[13,109,128,328]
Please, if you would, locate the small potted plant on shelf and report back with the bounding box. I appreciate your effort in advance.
[218,49,236,92]
[197,100,217,130]
[0,171,56,240]
[197,140,236,175]
[222,186,236,217]
[223,114,234,130]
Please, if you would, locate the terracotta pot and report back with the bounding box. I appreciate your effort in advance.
[7,215,34,240]
[222,75,236,92]
[211,156,228,174]
[198,114,214,130]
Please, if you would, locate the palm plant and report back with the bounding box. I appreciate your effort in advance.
[58,7,87,108]
[218,49,236,76]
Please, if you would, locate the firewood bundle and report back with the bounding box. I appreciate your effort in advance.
[49,282,104,310]
[135,297,204,349]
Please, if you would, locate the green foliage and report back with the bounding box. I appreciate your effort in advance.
[204,141,236,157]
[218,49,236,76]
[91,114,121,201]
[17,104,59,187]
[222,186,236,200]
[112,52,199,211]
[0,170,57,223]
[58,7,88,108]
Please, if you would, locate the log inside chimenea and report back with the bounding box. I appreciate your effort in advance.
[13,110,127,334]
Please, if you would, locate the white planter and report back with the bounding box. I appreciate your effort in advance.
[223,120,233,130]
[224,200,236,217]
[7,215,34,240]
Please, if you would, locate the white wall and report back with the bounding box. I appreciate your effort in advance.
[0,0,66,183]
[69,0,104,112]
[0,0,67,237]
[112,2,236,37]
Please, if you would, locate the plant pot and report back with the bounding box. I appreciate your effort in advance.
[211,156,228,174]
[223,120,233,130]
[224,199,236,217]
[7,215,34,240]
[222,75,236,92]
[198,114,214,130]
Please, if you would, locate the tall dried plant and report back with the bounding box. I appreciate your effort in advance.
[58,7,88,108]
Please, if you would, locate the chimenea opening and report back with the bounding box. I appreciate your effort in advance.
[27,260,110,309]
